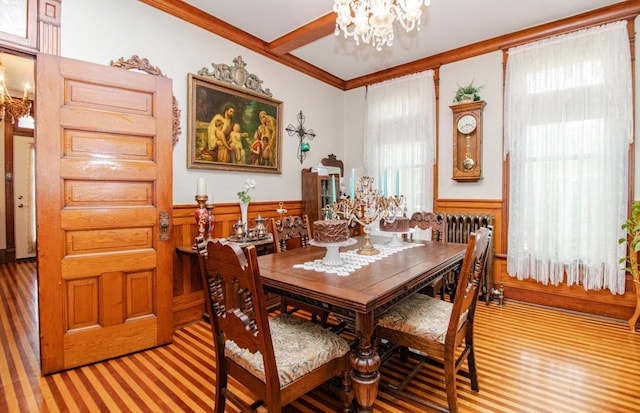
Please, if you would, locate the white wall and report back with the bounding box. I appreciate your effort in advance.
[438,51,504,200]
[61,0,345,205]
[60,1,638,206]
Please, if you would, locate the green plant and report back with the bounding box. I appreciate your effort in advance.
[453,81,483,103]
[619,201,640,281]
[237,178,256,203]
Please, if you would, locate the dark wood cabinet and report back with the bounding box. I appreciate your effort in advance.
[301,168,340,225]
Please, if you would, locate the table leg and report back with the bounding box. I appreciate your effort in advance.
[350,312,380,412]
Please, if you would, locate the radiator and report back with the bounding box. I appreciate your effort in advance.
[439,212,503,306]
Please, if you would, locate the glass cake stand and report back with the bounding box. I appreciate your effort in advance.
[309,238,357,266]
[375,228,416,247]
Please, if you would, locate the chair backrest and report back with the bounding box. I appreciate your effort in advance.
[447,227,492,341]
[196,237,280,389]
[270,215,311,252]
[409,211,447,242]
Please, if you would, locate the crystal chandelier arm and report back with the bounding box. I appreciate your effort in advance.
[393,0,424,32]
[0,62,32,123]
[333,0,427,50]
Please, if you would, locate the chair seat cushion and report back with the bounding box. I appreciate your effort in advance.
[225,313,350,388]
[378,294,459,345]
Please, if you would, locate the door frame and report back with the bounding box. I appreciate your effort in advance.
[2,99,35,262]
[13,133,35,259]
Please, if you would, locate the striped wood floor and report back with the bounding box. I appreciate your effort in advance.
[1,259,640,412]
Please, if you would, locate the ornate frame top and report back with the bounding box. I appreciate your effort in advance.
[197,56,272,97]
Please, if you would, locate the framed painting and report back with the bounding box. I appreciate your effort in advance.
[187,73,283,173]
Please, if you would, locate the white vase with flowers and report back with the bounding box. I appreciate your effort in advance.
[237,179,256,229]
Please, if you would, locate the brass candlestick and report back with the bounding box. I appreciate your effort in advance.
[276,201,287,224]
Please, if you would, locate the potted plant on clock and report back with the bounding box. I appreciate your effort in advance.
[620,200,640,332]
[453,81,483,104]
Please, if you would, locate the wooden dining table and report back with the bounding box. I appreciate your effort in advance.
[257,235,466,412]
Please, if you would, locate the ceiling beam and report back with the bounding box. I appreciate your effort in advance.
[140,0,264,50]
[266,13,337,56]
[138,0,346,89]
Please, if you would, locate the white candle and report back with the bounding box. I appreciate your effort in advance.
[331,175,337,204]
[197,177,206,195]
[23,82,29,99]
[396,169,400,197]
[384,169,388,197]
[350,169,355,199]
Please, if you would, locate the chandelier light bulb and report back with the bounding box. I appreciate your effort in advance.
[0,61,32,123]
[334,0,426,50]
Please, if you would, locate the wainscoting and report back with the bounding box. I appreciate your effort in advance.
[2,259,639,412]
[171,199,637,328]
[171,200,302,327]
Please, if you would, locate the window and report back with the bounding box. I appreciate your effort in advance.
[364,71,436,218]
[504,21,632,294]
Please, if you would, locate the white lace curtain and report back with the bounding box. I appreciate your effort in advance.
[504,21,632,295]
[364,71,436,216]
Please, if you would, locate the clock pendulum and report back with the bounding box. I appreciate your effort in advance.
[463,135,475,170]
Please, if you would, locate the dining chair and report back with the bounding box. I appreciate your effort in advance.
[409,211,448,299]
[377,227,492,413]
[271,215,312,252]
[195,236,353,413]
[270,215,331,327]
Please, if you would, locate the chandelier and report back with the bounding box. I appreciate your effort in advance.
[333,0,428,51]
[0,61,31,123]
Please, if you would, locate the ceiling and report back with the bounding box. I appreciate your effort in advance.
[0,0,630,96]
[179,0,626,82]
[0,52,34,99]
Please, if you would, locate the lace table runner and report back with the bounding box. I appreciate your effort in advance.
[293,243,424,276]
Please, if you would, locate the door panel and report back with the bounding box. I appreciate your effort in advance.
[36,53,173,374]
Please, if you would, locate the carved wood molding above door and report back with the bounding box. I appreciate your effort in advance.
[110,55,182,148]
[38,0,62,55]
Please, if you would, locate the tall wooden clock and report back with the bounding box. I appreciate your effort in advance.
[450,100,486,181]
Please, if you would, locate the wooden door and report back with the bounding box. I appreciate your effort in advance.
[36,53,174,374]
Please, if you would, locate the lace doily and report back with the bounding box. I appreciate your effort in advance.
[293,243,424,276]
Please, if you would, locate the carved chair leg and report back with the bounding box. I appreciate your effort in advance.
[467,343,479,391]
[443,355,459,413]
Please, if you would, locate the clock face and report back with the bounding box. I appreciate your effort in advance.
[457,114,477,134]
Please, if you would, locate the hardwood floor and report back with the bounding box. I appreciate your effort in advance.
[1,259,639,412]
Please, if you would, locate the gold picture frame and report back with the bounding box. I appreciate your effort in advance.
[187,73,283,173]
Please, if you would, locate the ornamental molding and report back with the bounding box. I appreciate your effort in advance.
[110,55,182,148]
[197,55,272,97]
